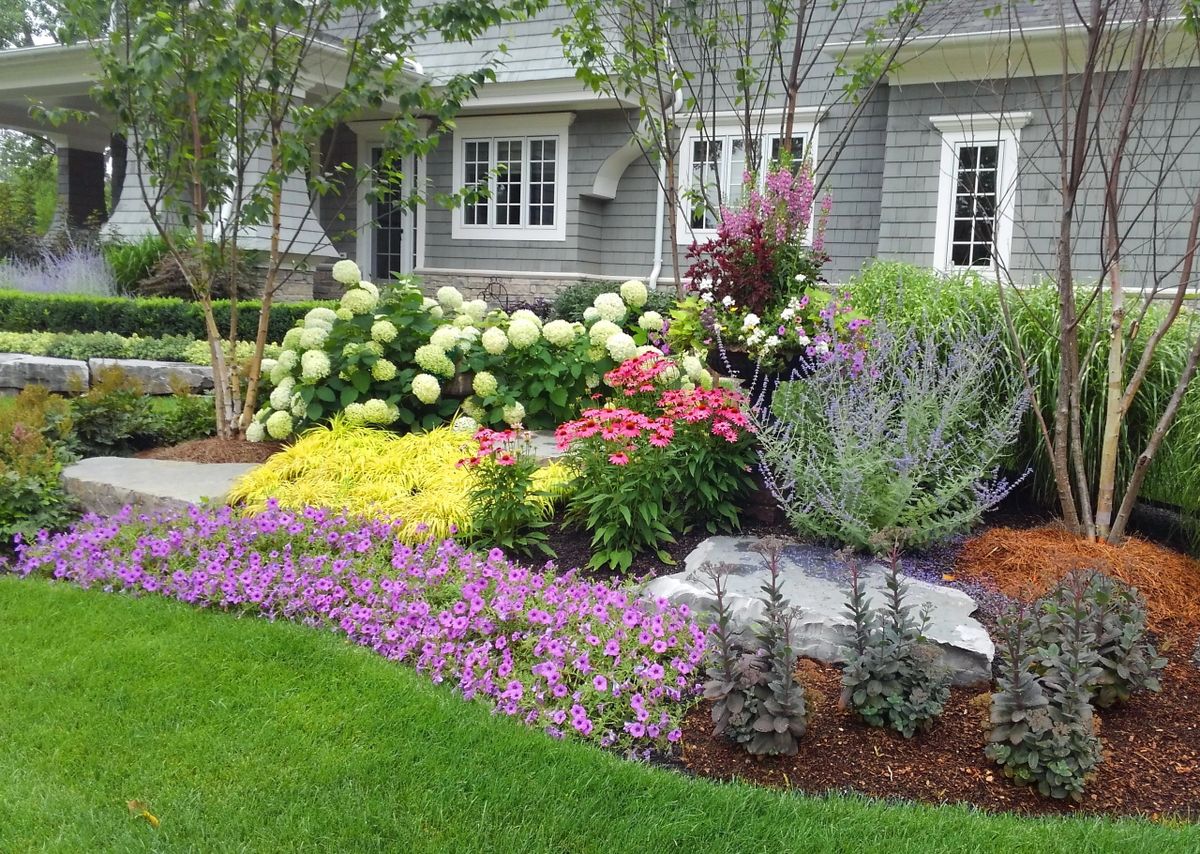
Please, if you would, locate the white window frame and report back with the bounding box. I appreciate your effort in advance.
[675,109,820,246]
[350,121,428,279]
[450,113,573,242]
[931,112,1031,276]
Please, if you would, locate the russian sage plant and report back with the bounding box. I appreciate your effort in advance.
[756,317,1027,552]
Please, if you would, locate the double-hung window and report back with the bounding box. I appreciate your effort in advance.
[452,114,571,241]
[677,116,814,244]
[931,113,1030,274]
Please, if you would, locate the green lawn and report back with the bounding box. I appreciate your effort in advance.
[1,577,1196,853]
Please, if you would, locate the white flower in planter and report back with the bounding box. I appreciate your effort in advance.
[742,313,760,330]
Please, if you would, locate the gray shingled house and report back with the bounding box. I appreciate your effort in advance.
[1,0,1197,301]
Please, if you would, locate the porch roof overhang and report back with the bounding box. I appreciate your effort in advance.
[0,42,112,149]
[827,16,1200,87]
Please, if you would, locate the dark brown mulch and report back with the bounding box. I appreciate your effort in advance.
[680,641,1200,820]
[135,437,285,464]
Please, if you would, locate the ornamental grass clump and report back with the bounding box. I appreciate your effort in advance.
[227,420,568,543]
[702,540,808,756]
[986,589,1103,802]
[839,548,951,738]
[756,317,1027,552]
[8,504,707,753]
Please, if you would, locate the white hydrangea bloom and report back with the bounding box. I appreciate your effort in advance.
[331,259,362,285]
[436,286,464,311]
[605,332,638,363]
[289,393,307,419]
[246,420,266,443]
[508,318,541,350]
[457,325,480,342]
[358,280,379,298]
[584,372,600,389]
[592,292,627,323]
[583,306,600,324]
[682,354,704,381]
[281,328,302,350]
[481,326,509,355]
[363,398,393,423]
[300,350,332,382]
[697,369,714,390]
[637,311,664,332]
[269,363,290,386]
[430,326,461,350]
[620,279,648,308]
[335,308,354,321]
[422,297,439,311]
[371,359,397,382]
[276,349,298,371]
[502,401,525,426]
[415,344,455,377]
[371,319,398,343]
[542,319,576,347]
[266,410,294,440]
[411,373,441,405]
[343,402,368,425]
[304,307,337,328]
[472,371,499,397]
[461,396,485,420]
[586,345,606,363]
[588,319,621,347]
[340,287,378,315]
[259,357,278,376]
[464,299,489,322]
[452,415,479,434]
[510,309,543,328]
[342,343,362,359]
[636,345,663,357]
[658,363,680,384]
[363,341,384,357]
[269,378,295,411]
[298,327,328,351]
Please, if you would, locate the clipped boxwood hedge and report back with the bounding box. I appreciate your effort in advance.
[0,289,332,343]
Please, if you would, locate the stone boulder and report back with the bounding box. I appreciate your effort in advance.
[62,457,257,517]
[643,536,994,686]
[0,353,89,392]
[88,358,214,395]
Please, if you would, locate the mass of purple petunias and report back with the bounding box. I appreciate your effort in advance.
[7,502,707,752]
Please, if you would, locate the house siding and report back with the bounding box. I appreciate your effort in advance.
[877,71,1200,287]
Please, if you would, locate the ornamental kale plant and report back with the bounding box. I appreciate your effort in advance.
[460,427,557,558]
[840,549,950,738]
[986,592,1103,802]
[9,504,707,754]
[701,539,808,756]
[757,317,1027,552]
[1033,569,1165,709]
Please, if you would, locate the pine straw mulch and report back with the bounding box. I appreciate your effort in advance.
[134,437,285,465]
[954,524,1200,629]
[679,524,1200,820]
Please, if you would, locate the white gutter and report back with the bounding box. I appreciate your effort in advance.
[647,86,682,291]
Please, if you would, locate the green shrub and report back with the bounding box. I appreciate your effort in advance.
[0,386,78,544]
[103,234,171,295]
[0,289,328,342]
[552,280,674,323]
[68,367,159,457]
[848,260,1200,526]
[0,329,200,362]
[155,391,217,446]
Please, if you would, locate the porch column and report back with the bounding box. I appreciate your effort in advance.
[49,145,107,230]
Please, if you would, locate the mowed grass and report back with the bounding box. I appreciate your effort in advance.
[1,577,1196,853]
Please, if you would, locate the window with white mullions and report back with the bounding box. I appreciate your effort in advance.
[950,144,1000,268]
[528,138,556,227]
[931,113,1029,275]
[463,140,490,226]
[369,146,417,280]
[494,139,523,226]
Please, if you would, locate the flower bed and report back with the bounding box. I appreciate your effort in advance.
[9,504,707,752]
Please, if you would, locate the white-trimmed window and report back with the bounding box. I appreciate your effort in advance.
[451,113,572,241]
[931,113,1030,274]
[349,120,428,281]
[676,114,816,245]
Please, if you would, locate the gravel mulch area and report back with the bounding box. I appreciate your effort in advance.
[135,437,285,464]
